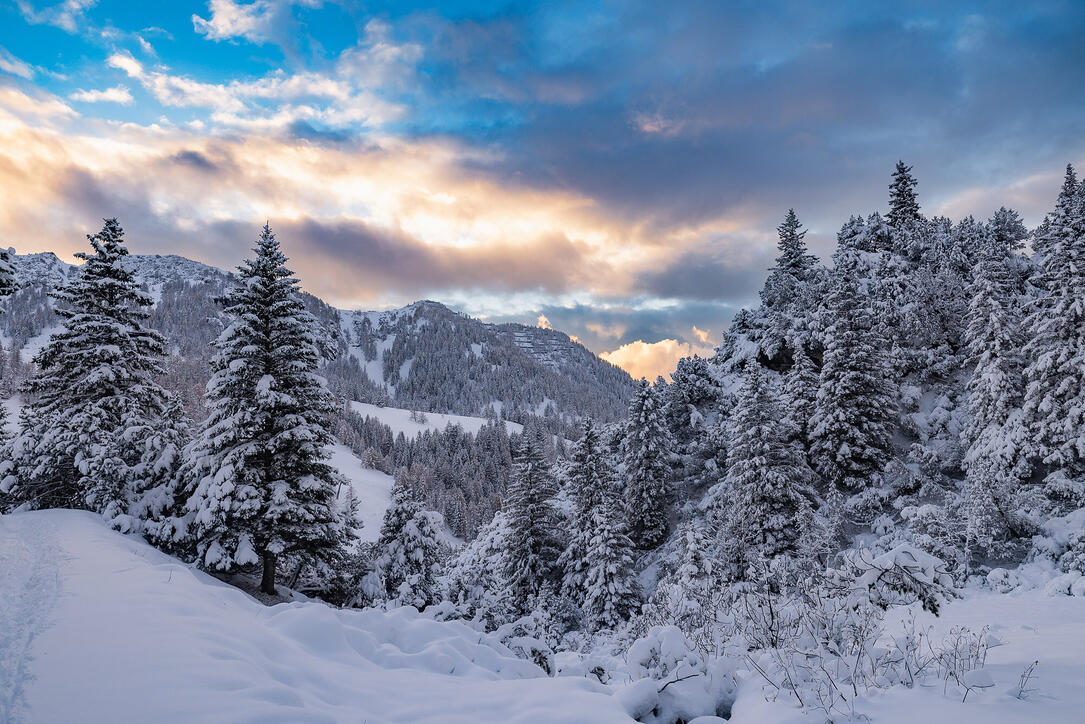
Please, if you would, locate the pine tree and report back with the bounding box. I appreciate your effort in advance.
[784,345,819,449]
[582,497,639,631]
[761,209,819,359]
[503,428,561,613]
[622,380,674,549]
[374,483,442,609]
[962,234,1026,555]
[178,224,348,595]
[888,160,920,228]
[559,418,612,604]
[1022,166,1085,479]
[720,367,812,576]
[809,249,897,491]
[2,219,178,523]
[0,245,15,299]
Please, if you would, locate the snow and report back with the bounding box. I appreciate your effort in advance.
[0,510,633,724]
[349,401,523,438]
[327,443,393,542]
[729,587,1085,724]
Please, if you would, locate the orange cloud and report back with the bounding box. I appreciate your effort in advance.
[600,338,714,381]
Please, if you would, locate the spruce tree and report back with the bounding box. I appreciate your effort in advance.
[962,235,1025,555]
[784,345,819,449]
[503,428,561,613]
[887,160,920,228]
[1022,166,1085,479]
[720,367,812,576]
[761,209,819,358]
[559,418,612,604]
[179,224,348,594]
[809,249,897,491]
[582,496,639,631]
[0,245,15,299]
[3,219,178,523]
[622,380,674,549]
[374,482,442,609]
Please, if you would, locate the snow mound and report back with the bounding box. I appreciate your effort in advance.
[0,510,631,724]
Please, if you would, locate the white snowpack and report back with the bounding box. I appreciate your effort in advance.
[349,401,523,438]
[0,510,631,724]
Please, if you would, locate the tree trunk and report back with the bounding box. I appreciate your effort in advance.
[260,551,278,595]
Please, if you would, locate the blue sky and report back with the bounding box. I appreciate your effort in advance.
[1,0,1084,377]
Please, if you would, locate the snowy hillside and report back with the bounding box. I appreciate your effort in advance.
[327,443,394,542]
[349,400,524,438]
[342,300,636,430]
[0,511,631,724]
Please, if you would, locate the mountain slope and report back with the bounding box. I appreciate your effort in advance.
[2,253,635,432]
[344,300,636,429]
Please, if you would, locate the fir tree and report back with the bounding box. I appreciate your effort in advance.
[559,418,612,604]
[503,428,561,613]
[374,483,442,609]
[887,160,920,228]
[622,380,674,549]
[809,249,897,491]
[0,245,15,299]
[962,235,1026,555]
[784,345,819,449]
[581,497,639,631]
[720,367,812,576]
[178,224,348,595]
[3,219,177,523]
[1022,165,1085,479]
[761,209,819,358]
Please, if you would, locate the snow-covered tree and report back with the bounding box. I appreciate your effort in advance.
[373,482,442,609]
[962,230,1026,554]
[623,380,674,549]
[784,345,819,449]
[559,418,612,604]
[582,498,639,631]
[503,428,561,613]
[887,160,920,229]
[2,219,180,525]
[178,224,348,594]
[717,367,812,576]
[1022,165,1085,481]
[761,209,820,358]
[809,249,896,491]
[0,245,16,299]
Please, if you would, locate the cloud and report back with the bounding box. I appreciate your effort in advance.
[0,49,36,79]
[601,338,714,381]
[15,0,96,33]
[104,23,413,132]
[69,86,134,104]
[107,52,144,79]
[192,0,320,46]
[536,314,552,329]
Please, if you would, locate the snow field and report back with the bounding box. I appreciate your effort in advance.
[349,401,523,438]
[2,510,633,724]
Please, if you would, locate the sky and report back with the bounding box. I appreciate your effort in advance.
[1,1,1084,380]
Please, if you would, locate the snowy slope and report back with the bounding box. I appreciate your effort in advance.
[350,401,523,437]
[0,510,633,724]
[327,443,393,543]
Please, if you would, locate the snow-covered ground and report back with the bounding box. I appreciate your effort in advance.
[350,401,523,437]
[3,509,1085,724]
[0,510,630,724]
[327,443,393,542]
